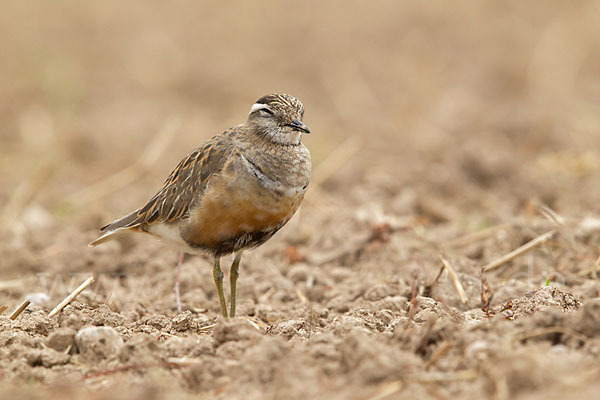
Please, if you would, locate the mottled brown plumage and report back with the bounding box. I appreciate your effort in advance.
[90,93,311,317]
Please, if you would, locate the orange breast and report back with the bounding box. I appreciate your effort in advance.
[181,175,303,250]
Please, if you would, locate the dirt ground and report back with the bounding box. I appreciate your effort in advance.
[2,1,600,399]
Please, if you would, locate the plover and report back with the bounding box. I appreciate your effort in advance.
[90,94,311,318]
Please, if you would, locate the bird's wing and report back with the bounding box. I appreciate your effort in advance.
[99,132,236,232]
[135,133,236,225]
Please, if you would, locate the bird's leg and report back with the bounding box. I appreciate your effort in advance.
[212,256,228,318]
[229,252,242,318]
[174,251,184,313]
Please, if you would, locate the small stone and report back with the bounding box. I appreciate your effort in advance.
[75,326,124,361]
[287,263,311,283]
[25,293,50,307]
[21,205,53,231]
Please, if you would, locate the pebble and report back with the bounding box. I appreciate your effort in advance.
[75,326,124,360]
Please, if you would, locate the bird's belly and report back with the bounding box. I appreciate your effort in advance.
[181,179,304,253]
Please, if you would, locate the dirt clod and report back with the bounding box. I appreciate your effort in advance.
[46,327,76,353]
[501,287,582,320]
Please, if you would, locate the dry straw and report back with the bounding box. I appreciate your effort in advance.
[48,276,95,318]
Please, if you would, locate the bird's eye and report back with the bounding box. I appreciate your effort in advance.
[259,108,274,116]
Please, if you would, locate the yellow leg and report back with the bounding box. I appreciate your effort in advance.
[229,252,242,317]
[212,257,228,318]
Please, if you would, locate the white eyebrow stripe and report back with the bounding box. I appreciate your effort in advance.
[249,103,269,114]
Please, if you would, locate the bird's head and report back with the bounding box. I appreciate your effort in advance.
[247,93,310,145]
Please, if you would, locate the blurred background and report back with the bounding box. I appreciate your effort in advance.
[3,2,600,398]
[1,0,600,254]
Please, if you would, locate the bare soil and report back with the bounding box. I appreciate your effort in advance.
[2,1,600,399]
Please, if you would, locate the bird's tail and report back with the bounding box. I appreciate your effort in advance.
[88,210,141,247]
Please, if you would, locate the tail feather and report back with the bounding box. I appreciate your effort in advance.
[89,228,130,247]
[89,210,141,247]
[99,210,140,232]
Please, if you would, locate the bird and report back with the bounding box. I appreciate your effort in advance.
[89,94,311,318]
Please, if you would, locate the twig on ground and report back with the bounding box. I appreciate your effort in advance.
[439,256,468,304]
[535,202,579,252]
[166,357,203,367]
[409,369,478,383]
[443,222,513,249]
[0,280,26,291]
[0,305,7,315]
[104,292,113,305]
[197,324,217,332]
[431,266,445,287]
[535,203,565,226]
[244,317,262,331]
[405,275,420,327]
[425,341,453,369]
[48,276,95,318]
[513,326,588,343]
[308,231,371,265]
[414,316,437,355]
[481,229,557,272]
[367,381,404,400]
[9,299,31,320]
[65,117,180,207]
[310,222,404,266]
[423,265,444,298]
[296,288,308,303]
[480,269,494,317]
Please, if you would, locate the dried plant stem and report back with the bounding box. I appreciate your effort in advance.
[0,279,26,290]
[295,288,308,303]
[166,357,203,367]
[0,305,7,315]
[410,369,478,383]
[439,256,468,304]
[482,230,557,273]
[513,326,588,343]
[9,299,31,320]
[48,276,95,318]
[243,317,262,331]
[425,341,453,369]
[443,222,513,249]
[367,381,403,400]
[197,324,217,332]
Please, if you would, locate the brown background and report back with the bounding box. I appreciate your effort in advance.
[2,1,600,399]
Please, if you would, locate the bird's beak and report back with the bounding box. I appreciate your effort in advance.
[287,119,311,134]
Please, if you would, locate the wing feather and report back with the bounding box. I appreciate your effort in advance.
[94,133,236,239]
[134,135,235,226]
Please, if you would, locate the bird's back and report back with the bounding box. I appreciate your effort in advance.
[91,128,310,256]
